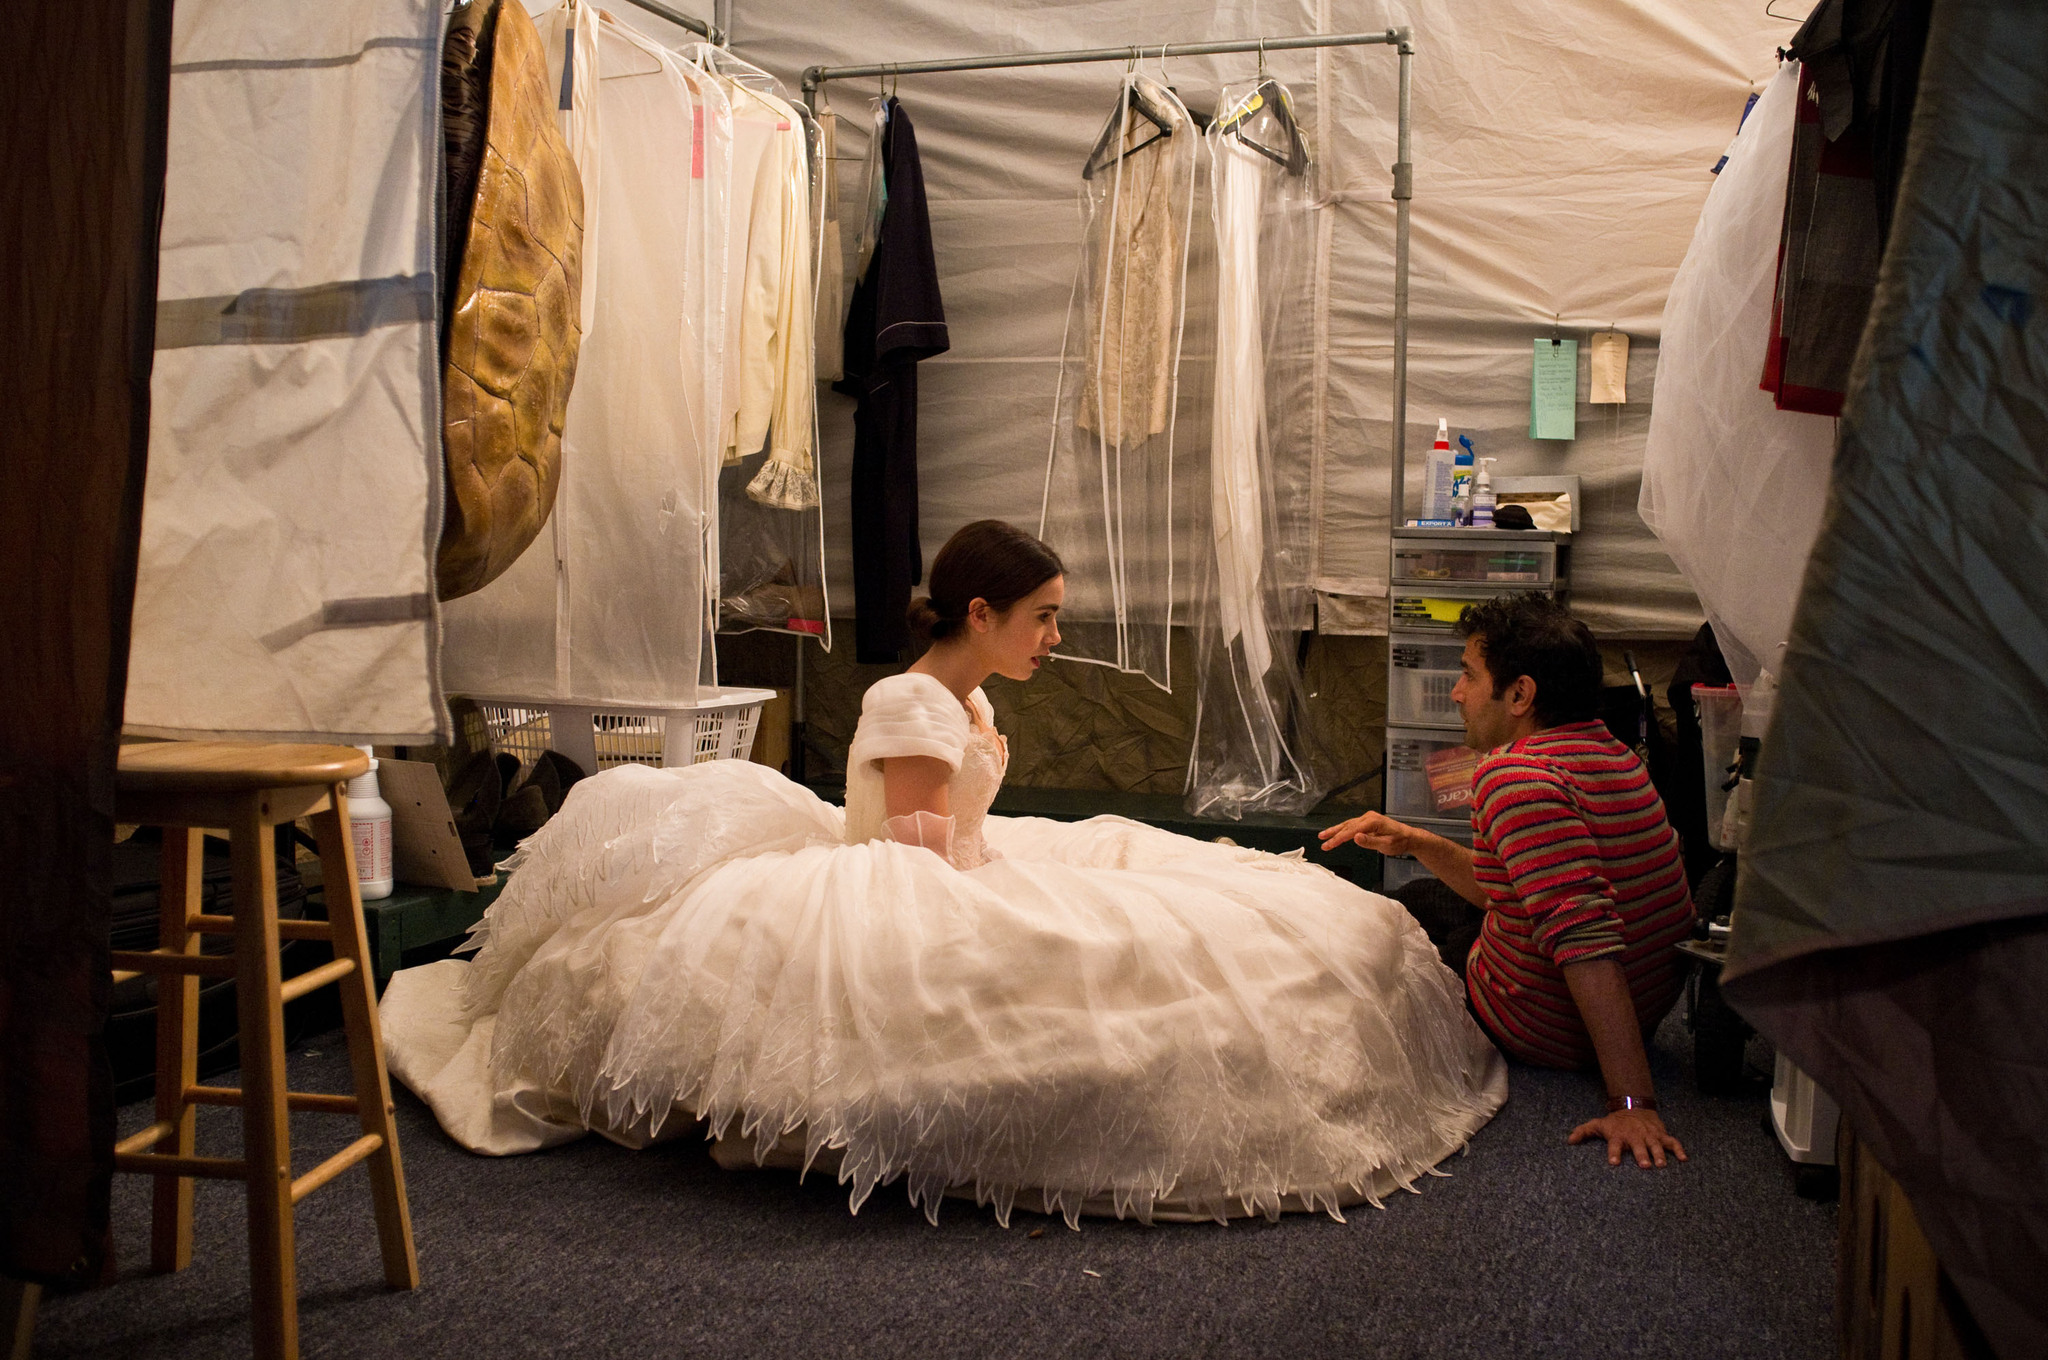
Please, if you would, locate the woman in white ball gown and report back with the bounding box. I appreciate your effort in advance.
[381,521,1505,1227]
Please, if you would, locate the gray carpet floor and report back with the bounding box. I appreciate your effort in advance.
[32,1009,1833,1359]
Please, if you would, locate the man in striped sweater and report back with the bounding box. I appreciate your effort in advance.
[1322,594,1695,1169]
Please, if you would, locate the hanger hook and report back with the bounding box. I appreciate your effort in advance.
[1257,35,1267,79]
[1126,45,1139,76]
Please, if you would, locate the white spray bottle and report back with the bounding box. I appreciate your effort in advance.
[347,745,394,901]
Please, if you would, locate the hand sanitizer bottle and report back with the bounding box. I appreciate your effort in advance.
[1471,457,1500,527]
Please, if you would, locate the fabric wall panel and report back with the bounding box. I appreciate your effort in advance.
[126,0,446,743]
[736,0,1792,645]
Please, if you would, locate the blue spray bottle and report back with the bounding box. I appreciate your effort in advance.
[1450,435,1477,525]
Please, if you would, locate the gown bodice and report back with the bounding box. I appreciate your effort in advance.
[843,674,1007,868]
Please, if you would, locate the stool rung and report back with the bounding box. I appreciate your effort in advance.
[112,969,142,985]
[290,1134,384,1205]
[109,949,235,979]
[186,1085,360,1115]
[115,1150,247,1180]
[279,957,355,1003]
[115,1120,178,1156]
[189,913,332,942]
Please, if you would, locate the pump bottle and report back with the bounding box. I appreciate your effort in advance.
[1471,457,1499,527]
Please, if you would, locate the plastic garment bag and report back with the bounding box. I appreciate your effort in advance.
[441,12,714,707]
[1638,64,1836,687]
[1184,81,1323,819]
[689,46,832,643]
[125,0,447,743]
[1039,75,1197,691]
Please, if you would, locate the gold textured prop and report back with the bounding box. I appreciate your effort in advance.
[437,0,585,601]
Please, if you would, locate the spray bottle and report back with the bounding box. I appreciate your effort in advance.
[1451,436,1477,525]
[1470,457,1499,527]
[348,745,394,901]
[1421,419,1457,523]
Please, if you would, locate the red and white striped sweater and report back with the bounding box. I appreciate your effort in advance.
[1464,721,1694,1069]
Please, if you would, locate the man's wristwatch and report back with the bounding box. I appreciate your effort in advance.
[1605,1094,1658,1113]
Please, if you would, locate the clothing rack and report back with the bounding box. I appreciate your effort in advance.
[616,0,723,47]
[801,28,1418,529]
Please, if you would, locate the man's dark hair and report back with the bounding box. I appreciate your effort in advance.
[1455,594,1603,726]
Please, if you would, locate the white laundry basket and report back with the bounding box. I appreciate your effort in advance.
[467,688,775,776]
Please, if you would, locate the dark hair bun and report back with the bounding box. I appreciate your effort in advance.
[906,595,963,645]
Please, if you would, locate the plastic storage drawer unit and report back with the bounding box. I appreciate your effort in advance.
[1386,725,1481,821]
[1392,540,1557,587]
[1388,582,1556,632]
[1388,636,1465,728]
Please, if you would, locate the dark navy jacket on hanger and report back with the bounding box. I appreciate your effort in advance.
[835,97,949,664]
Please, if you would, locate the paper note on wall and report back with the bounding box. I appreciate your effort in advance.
[1531,338,1578,440]
[1590,330,1629,404]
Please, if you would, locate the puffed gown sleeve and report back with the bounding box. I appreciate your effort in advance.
[842,673,973,847]
[850,673,971,766]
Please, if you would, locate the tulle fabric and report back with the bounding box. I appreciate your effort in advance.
[383,751,1504,1227]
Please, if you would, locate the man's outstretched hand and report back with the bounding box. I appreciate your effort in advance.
[1567,1108,1688,1169]
[1319,810,1419,856]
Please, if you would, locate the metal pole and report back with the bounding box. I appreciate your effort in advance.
[790,636,807,784]
[616,0,722,46]
[1389,31,1413,533]
[801,29,1402,102]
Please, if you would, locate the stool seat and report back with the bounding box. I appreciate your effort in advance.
[117,741,369,794]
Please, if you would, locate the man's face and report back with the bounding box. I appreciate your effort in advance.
[1452,635,1521,752]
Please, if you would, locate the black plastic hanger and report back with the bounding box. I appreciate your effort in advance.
[1082,77,1177,180]
[1215,78,1310,175]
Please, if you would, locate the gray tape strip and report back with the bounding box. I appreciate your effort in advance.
[155,274,436,349]
[171,35,435,75]
[261,593,434,652]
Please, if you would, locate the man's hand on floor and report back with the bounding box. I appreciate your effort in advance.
[1568,1108,1688,1168]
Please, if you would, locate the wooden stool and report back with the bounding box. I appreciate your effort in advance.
[111,742,419,1360]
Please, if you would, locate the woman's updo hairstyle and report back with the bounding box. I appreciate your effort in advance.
[907,520,1065,645]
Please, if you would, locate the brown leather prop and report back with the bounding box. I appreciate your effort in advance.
[436,0,585,601]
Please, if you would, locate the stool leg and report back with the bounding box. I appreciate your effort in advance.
[230,794,297,1360]
[151,827,204,1273]
[311,784,419,1291]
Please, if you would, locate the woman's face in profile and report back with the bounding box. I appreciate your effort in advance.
[976,576,1064,681]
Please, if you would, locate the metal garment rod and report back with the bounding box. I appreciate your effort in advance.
[615,0,722,46]
[800,25,1418,535]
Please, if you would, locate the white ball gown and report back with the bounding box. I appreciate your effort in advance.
[380,673,1507,1226]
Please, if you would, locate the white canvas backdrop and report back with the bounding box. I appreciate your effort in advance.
[728,0,1797,640]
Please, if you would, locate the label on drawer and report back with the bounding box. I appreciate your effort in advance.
[1423,746,1480,813]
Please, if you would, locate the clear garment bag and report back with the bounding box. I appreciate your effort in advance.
[1040,74,1199,692]
[1184,79,1323,818]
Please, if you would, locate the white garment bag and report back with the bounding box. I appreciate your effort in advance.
[441,12,712,707]
[1040,75,1198,692]
[691,46,833,645]
[126,0,447,743]
[1185,81,1323,818]
[1639,64,1835,687]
